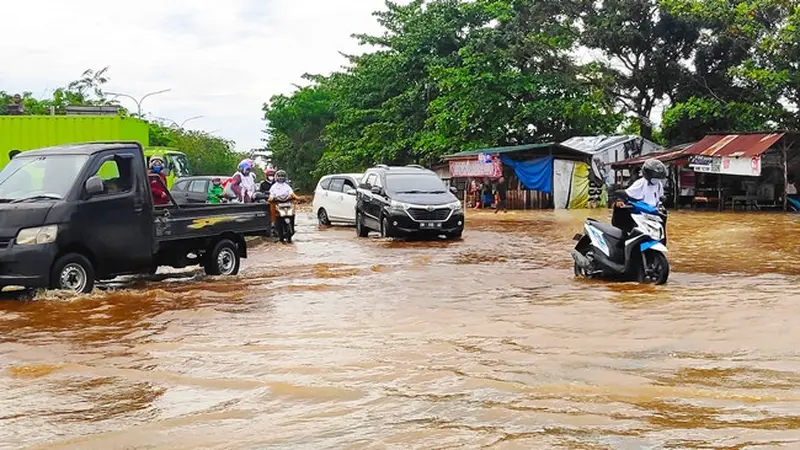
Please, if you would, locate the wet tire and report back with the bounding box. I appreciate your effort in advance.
[317,208,330,226]
[639,250,669,285]
[447,230,463,240]
[50,253,95,294]
[204,239,240,276]
[356,212,369,237]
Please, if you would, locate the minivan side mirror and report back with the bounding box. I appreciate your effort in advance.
[449,186,458,194]
[371,186,383,196]
[344,187,356,196]
[85,176,105,196]
[359,183,370,190]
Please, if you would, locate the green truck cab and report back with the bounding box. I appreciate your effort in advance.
[0,116,192,188]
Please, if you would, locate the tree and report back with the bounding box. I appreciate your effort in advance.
[263,0,623,189]
[659,0,796,143]
[263,76,337,191]
[579,0,700,139]
[1,67,116,115]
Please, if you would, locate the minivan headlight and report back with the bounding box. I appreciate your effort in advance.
[448,201,463,210]
[390,200,409,211]
[16,225,58,245]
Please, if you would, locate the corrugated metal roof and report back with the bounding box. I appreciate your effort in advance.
[611,143,694,168]
[560,135,661,155]
[684,133,785,157]
[443,143,554,160]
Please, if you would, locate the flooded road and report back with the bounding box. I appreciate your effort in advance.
[2,209,800,449]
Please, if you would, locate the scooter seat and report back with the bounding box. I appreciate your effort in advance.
[586,219,625,240]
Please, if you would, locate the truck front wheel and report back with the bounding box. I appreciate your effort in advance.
[204,239,240,276]
[50,253,96,294]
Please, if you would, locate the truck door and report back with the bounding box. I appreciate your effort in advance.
[74,150,153,275]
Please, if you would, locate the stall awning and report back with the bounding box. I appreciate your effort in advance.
[684,133,785,157]
[611,143,695,168]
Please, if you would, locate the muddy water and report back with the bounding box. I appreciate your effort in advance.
[2,209,800,449]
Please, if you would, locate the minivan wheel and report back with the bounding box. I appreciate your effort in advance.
[356,212,369,237]
[50,253,95,294]
[317,208,331,226]
[205,239,240,276]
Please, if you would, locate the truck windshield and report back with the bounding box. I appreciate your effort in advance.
[0,154,89,201]
[386,174,448,194]
[168,154,192,178]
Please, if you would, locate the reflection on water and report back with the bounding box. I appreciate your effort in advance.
[2,209,800,449]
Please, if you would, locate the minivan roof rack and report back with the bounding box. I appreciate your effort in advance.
[406,164,425,169]
[375,164,390,169]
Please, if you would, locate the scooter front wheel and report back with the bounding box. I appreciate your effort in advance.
[639,250,669,285]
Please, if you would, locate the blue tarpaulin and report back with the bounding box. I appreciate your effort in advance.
[501,156,553,193]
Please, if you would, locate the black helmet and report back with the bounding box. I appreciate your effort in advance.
[642,158,667,181]
[275,169,287,182]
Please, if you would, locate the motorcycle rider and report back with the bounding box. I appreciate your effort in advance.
[268,170,298,242]
[260,167,276,193]
[260,168,278,230]
[614,158,668,242]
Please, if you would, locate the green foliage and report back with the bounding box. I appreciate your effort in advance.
[262,0,797,187]
[1,67,118,115]
[149,122,240,176]
[2,67,240,176]
[661,96,779,143]
[264,0,625,190]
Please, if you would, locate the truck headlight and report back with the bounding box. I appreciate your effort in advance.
[16,225,58,245]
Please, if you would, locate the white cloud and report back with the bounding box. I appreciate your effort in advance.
[0,0,388,151]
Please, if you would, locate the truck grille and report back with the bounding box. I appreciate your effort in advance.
[406,207,451,222]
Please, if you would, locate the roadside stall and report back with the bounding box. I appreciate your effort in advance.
[442,143,598,210]
[612,132,800,211]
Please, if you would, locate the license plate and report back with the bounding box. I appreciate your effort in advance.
[420,222,441,229]
[278,202,292,208]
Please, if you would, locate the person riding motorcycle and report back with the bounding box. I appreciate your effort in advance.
[614,158,668,242]
[268,170,298,242]
[148,155,170,206]
[260,167,276,193]
[230,159,257,203]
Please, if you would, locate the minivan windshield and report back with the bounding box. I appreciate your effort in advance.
[386,174,448,194]
[0,154,89,202]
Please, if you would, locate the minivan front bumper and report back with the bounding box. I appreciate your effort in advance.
[0,242,57,288]
[385,208,465,235]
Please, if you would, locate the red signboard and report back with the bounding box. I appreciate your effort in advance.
[449,159,502,178]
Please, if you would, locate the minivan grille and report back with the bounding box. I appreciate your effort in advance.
[406,207,451,222]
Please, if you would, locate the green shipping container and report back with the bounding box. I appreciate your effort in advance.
[0,116,150,168]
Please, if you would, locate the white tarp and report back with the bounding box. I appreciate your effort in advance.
[553,159,575,209]
[560,135,662,186]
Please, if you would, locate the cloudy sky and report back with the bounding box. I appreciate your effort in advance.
[1,0,389,152]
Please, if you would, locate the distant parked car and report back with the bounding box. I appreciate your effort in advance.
[313,173,363,226]
[171,175,230,205]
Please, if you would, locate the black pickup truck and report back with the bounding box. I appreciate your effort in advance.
[0,142,270,293]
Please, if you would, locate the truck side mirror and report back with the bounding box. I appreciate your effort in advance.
[85,176,105,196]
[371,186,383,196]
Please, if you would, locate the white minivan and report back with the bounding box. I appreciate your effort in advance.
[312,173,363,226]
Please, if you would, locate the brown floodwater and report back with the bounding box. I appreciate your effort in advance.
[2,208,800,449]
